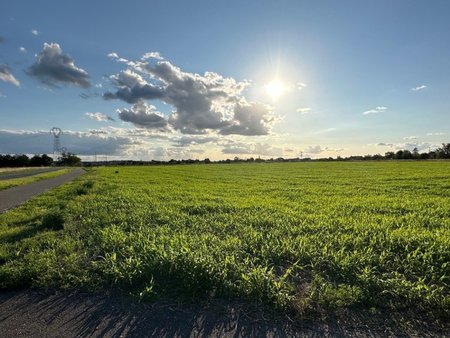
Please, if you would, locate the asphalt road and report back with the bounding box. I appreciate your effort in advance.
[0,167,62,181]
[0,168,85,213]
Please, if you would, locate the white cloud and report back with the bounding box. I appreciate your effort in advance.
[412,85,426,91]
[426,132,445,136]
[296,107,311,114]
[28,42,90,88]
[19,46,27,53]
[106,52,129,63]
[104,54,279,136]
[403,136,418,140]
[0,65,20,86]
[362,106,387,115]
[297,82,307,90]
[85,112,115,122]
[31,29,39,36]
[95,83,103,88]
[141,52,163,60]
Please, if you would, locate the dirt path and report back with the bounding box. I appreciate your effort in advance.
[0,167,62,181]
[0,168,85,213]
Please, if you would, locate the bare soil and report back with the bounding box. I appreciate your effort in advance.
[0,289,448,337]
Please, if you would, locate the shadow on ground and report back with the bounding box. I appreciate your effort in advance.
[0,289,448,337]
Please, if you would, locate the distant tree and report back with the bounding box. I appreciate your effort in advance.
[12,154,30,167]
[402,150,413,159]
[412,147,419,159]
[40,154,53,166]
[395,150,403,159]
[420,152,430,160]
[30,154,53,167]
[385,151,395,160]
[58,152,81,166]
[437,143,450,159]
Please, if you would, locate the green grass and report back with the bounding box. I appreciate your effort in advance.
[0,168,72,191]
[0,162,449,318]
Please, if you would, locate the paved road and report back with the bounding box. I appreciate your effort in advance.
[0,167,62,181]
[0,168,85,213]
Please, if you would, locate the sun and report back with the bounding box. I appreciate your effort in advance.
[265,80,285,100]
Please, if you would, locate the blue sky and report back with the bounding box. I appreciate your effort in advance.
[1,0,449,160]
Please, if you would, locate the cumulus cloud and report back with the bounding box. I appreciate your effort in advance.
[220,102,277,136]
[376,142,394,147]
[296,107,311,114]
[362,106,387,115]
[412,85,426,91]
[85,112,115,122]
[117,101,170,131]
[104,54,279,136]
[19,46,27,53]
[28,42,90,88]
[427,132,445,136]
[0,65,20,86]
[104,69,163,103]
[31,29,39,36]
[403,136,418,141]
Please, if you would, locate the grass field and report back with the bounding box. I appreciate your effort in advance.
[0,162,449,318]
[0,168,72,191]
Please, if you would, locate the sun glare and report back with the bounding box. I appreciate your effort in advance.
[265,80,285,100]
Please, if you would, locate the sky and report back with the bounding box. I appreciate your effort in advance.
[1,0,449,160]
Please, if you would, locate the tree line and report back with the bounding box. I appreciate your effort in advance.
[333,143,450,161]
[0,153,81,167]
[1,143,449,167]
